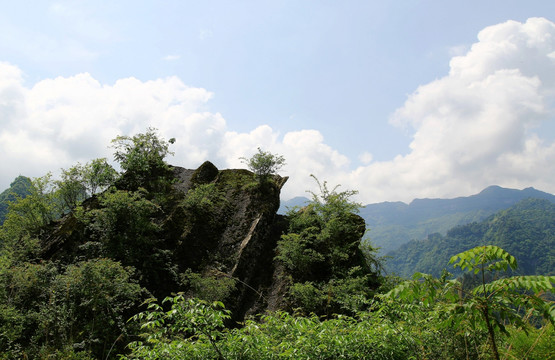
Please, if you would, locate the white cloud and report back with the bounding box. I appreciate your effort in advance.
[218,127,351,200]
[358,152,373,164]
[348,17,555,202]
[0,63,346,201]
[2,18,555,204]
[0,65,223,187]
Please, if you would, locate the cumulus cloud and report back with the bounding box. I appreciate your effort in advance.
[346,17,555,202]
[0,62,348,201]
[358,152,373,165]
[2,17,555,204]
[0,64,224,188]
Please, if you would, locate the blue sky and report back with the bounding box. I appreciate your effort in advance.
[1,1,555,203]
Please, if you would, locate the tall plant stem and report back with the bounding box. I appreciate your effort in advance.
[481,304,500,360]
[481,261,500,360]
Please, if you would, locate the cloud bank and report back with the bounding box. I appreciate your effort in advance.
[1,17,555,204]
[365,17,555,202]
[0,62,350,201]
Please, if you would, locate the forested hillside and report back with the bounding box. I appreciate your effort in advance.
[363,186,555,254]
[0,176,31,225]
[386,198,555,278]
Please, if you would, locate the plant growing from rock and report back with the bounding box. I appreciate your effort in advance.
[276,176,381,315]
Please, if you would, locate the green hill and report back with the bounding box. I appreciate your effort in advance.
[0,176,31,225]
[385,198,555,278]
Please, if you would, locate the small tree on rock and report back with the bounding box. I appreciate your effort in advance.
[240,147,285,179]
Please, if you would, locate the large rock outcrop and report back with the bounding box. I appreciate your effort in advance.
[39,161,288,320]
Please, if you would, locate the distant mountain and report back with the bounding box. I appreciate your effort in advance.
[281,186,555,254]
[361,186,555,254]
[0,176,31,225]
[386,198,555,278]
[278,196,310,213]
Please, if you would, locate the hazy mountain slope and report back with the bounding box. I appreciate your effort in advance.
[386,198,555,278]
[278,196,309,213]
[362,186,555,253]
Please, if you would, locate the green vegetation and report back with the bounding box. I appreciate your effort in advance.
[357,185,555,254]
[0,258,144,359]
[125,295,231,360]
[384,245,555,360]
[387,198,555,278]
[0,129,177,359]
[122,294,413,360]
[0,176,31,225]
[122,246,554,360]
[0,130,553,359]
[1,174,60,243]
[111,127,175,191]
[276,175,381,315]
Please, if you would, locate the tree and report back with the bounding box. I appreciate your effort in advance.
[384,245,555,360]
[45,259,145,358]
[55,163,88,211]
[83,158,118,195]
[111,128,175,189]
[1,174,60,241]
[0,176,32,225]
[82,189,161,265]
[0,258,144,359]
[240,147,285,178]
[56,159,118,209]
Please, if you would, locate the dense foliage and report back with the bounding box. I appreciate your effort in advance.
[111,127,175,191]
[384,245,555,360]
[276,176,382,315]
[0,258,144,359]
[123,246,554,360]
[122,294,414,360]
[0,130,176,358]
